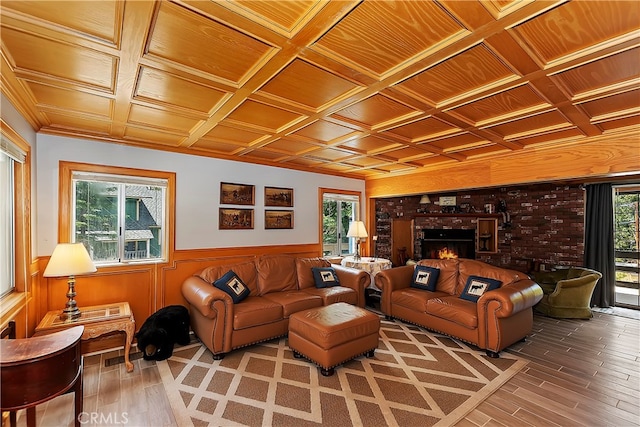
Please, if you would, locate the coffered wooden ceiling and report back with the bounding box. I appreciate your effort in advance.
[2,0,639,179]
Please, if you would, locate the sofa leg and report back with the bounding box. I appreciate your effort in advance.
[293,351,303,359]
[320,367,335,376]
[520,336,527,342]
[486,350,500,358]
[366,349,375,357]
[212,353,226,360]
[385,315,394,321]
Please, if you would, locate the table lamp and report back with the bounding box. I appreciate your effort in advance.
[347,221,368,261]
[43,243,96,320]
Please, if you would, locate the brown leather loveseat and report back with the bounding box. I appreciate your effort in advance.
[375,258,543,357]
[182,254,370,359]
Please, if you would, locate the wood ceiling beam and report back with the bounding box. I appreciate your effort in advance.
[110,1,158,137]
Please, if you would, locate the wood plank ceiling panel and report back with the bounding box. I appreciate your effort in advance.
[0,0,637,180]
[256,59,363,112]
[0,0,121,44]
[311,1,468,78]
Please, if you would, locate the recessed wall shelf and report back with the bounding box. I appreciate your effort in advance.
[477,218,498,254]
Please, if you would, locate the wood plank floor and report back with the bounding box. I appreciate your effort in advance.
[463,307,640,427]
[10,308,640,427]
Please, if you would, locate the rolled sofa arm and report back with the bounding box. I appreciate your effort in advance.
[182,275,233,318]
[376,265,413,292]
[375,265,414,315]
[182,275,236,355]
[548,274,601,306]
[331,264,371,307]
[479,279,543,318]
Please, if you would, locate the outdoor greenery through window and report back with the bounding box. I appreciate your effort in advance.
[0,151,15,297]
[73,172,167,264]
[614,186,640,307]
[322,193,358,256]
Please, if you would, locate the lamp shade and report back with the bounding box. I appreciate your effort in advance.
[346,221,368,239]
[43,243,97,277]
[420,194,431,204]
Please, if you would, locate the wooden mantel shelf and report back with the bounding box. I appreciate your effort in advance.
[414,213,502,218]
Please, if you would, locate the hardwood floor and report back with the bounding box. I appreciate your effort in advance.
[463,307,640,427]
[9,309,640,427]
[9,348,178,427]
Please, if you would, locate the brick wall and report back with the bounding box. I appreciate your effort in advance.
[374,183,585,273]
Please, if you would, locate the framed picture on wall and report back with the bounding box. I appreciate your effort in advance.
[264,186,293,207]
[219,208,254,230]
[265,210,293,229]
[220,182,255,205]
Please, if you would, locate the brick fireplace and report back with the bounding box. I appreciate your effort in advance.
[422,229,475,259]
[373,183,585,272]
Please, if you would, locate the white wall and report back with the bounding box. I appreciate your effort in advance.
[1,94,36,145]
[1,94,38,256]
[36,134,365,256]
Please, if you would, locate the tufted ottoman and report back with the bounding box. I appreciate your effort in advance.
[288,302,380,376]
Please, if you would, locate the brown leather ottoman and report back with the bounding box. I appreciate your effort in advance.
[288,302,380,376]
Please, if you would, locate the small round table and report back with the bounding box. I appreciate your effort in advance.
[340,256,392,292]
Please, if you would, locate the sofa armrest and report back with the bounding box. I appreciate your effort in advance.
[182,275,237,355]
[548,274,600,306]
[375,265,414,315]
[479,279,543,318]
[182,276,233,318]
[476,279,543,354]
[376,265,413,292]
[554,273,601,290]
[331,264,371,307]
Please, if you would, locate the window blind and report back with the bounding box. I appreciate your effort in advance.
[0,135,26,163]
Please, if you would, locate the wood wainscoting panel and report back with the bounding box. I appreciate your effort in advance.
[37,243,323,346]
[40,263,153,354]
[34,242,323,353]
[43,266,153,335]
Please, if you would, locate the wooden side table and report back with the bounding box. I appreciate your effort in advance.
[341,256,392,291]
[35,302,136,372]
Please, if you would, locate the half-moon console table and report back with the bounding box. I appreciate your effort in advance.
[1,325,84,427]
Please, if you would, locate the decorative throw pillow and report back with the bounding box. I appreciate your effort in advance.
[411,265,440,291]
[460,275,502,302]
[213,270,250,303]
[311,267,340,288]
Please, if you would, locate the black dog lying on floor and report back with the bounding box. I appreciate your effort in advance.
[135,305,190,361]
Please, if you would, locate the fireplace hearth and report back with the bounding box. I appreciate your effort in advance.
[421,229,475,259]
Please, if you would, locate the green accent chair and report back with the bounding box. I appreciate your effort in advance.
[533,267,602,319]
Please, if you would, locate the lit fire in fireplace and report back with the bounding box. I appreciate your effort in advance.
[438,247,458,259]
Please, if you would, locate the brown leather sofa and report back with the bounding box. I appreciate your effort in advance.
[375,258,543,357]
[181,254,370,359]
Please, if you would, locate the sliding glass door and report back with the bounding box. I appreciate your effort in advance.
[614,186,640,308]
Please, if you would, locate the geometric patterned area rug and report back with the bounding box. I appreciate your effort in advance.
[157,317,527,427]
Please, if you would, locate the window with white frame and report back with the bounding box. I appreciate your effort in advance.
[322,192,359,256]
[1,136,26,298]
[72,171,168,264]
[0,151,15,297]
